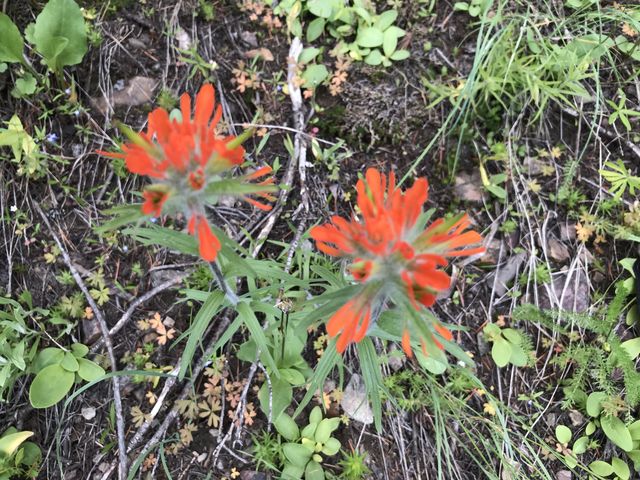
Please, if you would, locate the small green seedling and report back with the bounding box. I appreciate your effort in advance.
[483,323,529,368]
[29,343,105,408]
[275,407,341,480]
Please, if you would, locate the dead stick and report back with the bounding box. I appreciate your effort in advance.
[34,202,128,480]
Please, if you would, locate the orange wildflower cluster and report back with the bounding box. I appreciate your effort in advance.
[99,84,275,261]
[310,168,484,357]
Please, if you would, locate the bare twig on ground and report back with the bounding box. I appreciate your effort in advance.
[33,202,128,480]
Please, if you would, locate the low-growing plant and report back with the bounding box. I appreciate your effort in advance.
[0,427,41,479]
[0,293,45,402]
[338,448,370,480]
[482,323,532,368]
[29,343,105,408]
[275,407,341,480]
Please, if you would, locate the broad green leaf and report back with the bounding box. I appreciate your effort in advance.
[611,457,630,480]
[491,337,512,367]
[601,415,633,452]
[258,377,291,421]
[305,460,325,480]
[307,0,332,18]
[29,364,74,408]
[299,47,321,64]
[32,347,64,373]
[281,464,305,480]
[621,338,640,359]
[502,328,523,345]
[301,64,329,88]
[19,441,41,466]
[274,414,299,441]
[0,431,33,457]
[509,343,528,367]
[572,435,589,454]
[415,349,448,374]
[364,49,383,66]
[309,406,322,425]
[356,27,384,48]
[565,34,614,62]
[383,28,398,57]
[322,437,340,456]
[375,10,398,31]
[314,417,340,443]
[60,352,79,372]
[589,460,614,477]
[628,420,640,440]
[307,18,325,42]
[76,358,105,382]
[32,0,88,72]
[280,368,306,386]
[555,425,572,444]
[71,343,89,358]
[390,49,409,61]
[283,443,313,468]
[0,13,25,63]
[179,291,225,380]
[12,73,37,98]
[586,392,606,417]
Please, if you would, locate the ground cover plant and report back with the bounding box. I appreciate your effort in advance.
[1,0,640,479]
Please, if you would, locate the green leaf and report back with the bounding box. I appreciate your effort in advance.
[383,28,398,57]
[71,343,89,358]
[29,364,74,408]
[454,2,470,11]
[572,435,589,454]
[281,464,305,480]
[611,457,630,480]
[415,349,448,374]
[32,347,64,373]
[628,420,640,440]
[502,328,523,345]
[601,415,633,452]
[0,13,25,64]
[307,18,325,42]
[309,406,322,425]
[375,10,398,31]
[283,443,313,468]
[307,0,333,18]
[12,73,37,97]
[491,337,512,367]
[389,49,409,61]
[322,437,340,456]
[299,47,321,64]
[258,377,292,421]
[508,343,528,367]
[301,64,329,88]
[60,352,79,372]
[76,358,105,382]
[0,431,33,457]
[621,338,640,359]
[179,291,225,380]
[280,368,306,386]
[305,460,325,480]
[555,425,572,444]
[357,338,383,432]
[364,49,383,66]
[586,391,606,417]
[356,27,384,48]
[274,414,299,441]
[589,460,614,477]
[314,417,340,443]
[236,302,278,374]
[32,0,88,72]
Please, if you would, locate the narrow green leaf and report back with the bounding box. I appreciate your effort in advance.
[357,338,383,432]
[236,301,278,374]
[179,291,225,380]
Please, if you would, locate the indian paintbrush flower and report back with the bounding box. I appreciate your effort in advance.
[310,168,484,357]
[99,84,276,262]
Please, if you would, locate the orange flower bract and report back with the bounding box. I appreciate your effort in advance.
[99,84,276,262]
[310,168,484,357]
